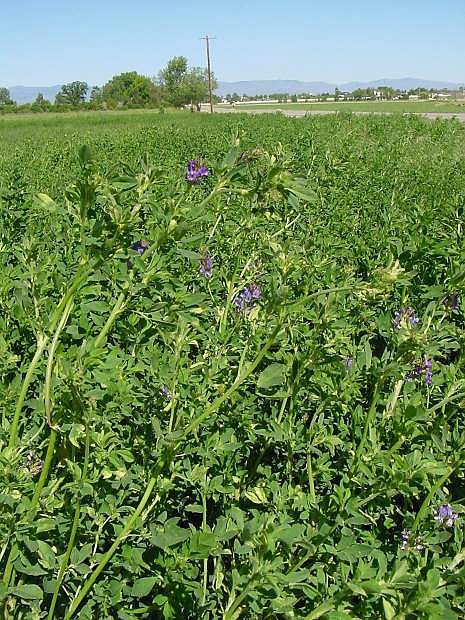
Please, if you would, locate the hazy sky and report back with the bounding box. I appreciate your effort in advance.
[2,0,464,86]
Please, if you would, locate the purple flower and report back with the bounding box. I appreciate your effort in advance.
[433,504,458,528]
[443,293,459,311]
[234,283,262,313]
[186,160,209,183]
[345,356,353,371]
[400,529,410,550]
[132,240,149,255]
[392,307,419,329]
[199,250,213,279]
[406,356,432,385]
[406,363,422,382]
[424,357,433,385]
[160,386,172,401]
[400,529,423,552]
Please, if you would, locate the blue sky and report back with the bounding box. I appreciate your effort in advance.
[2,0,464,86]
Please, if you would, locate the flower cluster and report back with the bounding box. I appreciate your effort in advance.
[24,450,44,476]
[406,356,432,385]
[234,283,261,313]
[160,386,172,401]
[392,307,419,329]
[132,240,149,255]
[433,504,458,528]
[400,529,423,552]
[199,250,213,279]
[186,160,209,183]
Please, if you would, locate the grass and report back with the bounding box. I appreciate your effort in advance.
[219,99,465,113]
[1,111,465,618]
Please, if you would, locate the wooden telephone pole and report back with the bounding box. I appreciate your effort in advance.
[201,35,215,113]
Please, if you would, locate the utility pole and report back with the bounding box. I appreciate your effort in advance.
[201,35,215,113]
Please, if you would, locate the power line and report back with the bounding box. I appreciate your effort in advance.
[201,35,215,113]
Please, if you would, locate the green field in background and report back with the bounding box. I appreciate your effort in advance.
[220,99,465,113]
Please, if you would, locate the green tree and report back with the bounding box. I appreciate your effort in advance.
[31,93,51,111]
[158,56,215,107]
[100,72,160,105]
[0,87,13,105]
[55,81,88,105]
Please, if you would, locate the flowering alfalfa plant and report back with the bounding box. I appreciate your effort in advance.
[185,160,209,183]
[406,355,432,385]
[344,355,353,372]
[433,504,458,528]
[400,529,424,553]
[160,385,172,401]
[234,283,262,313]
[199,248,213,279]
[392,306,419,330]
[23,450,44,476]
[128,239,149,269]
[132,240,149,255]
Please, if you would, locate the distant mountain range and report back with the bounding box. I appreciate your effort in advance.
[9,85,62,104]
[215,78,463,96]
[8,78,464,103]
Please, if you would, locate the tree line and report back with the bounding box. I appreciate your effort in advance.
[0,56,217,112]
[223,85,464,103]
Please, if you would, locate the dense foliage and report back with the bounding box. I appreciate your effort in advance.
[94,72,161,107]
[1,111,465,618]
[55,82,89,106]
[158,56,215,108]
[0,55,213,115]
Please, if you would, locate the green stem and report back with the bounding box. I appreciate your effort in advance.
[3,300,74,587]
[8,263,91,450]
[224,578,256,620]
[47,420,90,620]
[179,323,281,440]
[201,489,208,607]
[410,462,459,535]
[350,378,383,476]
[197,187,220,211]
[63,476,157,620]
[208,212,222,240]
[2,431,58,587]
[48,264,92,334]
[245,395,289,484]
[92,290,127,350]
[284,285,365,312]
[384,435,406,459]
[307,451,316,504]
[45,299,74,429]
[8,334,48,450]
[118,607,158,616]
[219,280,235,337]
[29,296,75,510]
[30,429,58,511]
[2,544,16,587]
